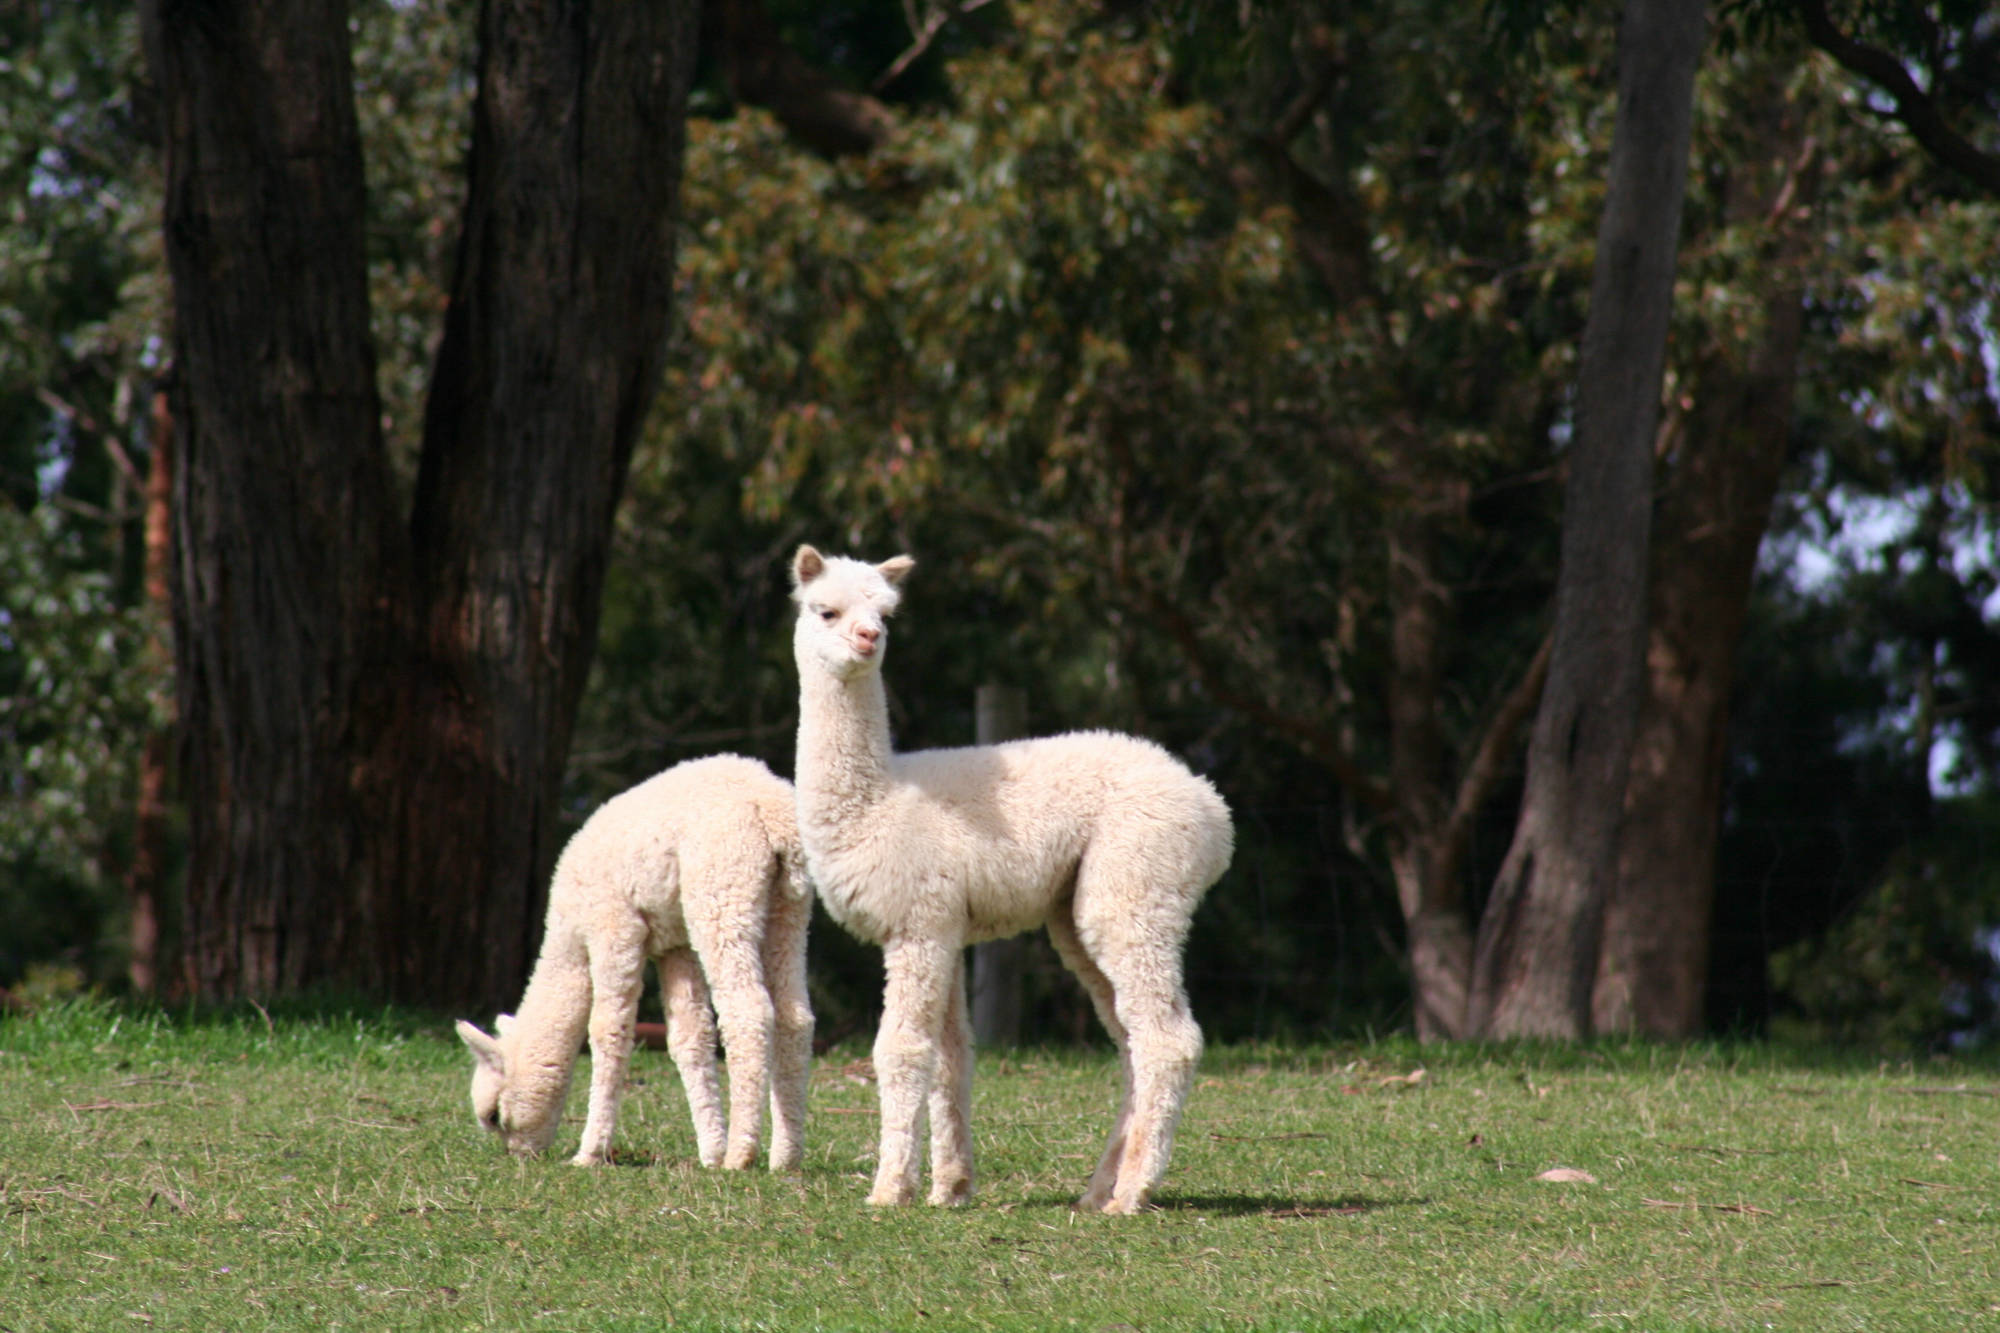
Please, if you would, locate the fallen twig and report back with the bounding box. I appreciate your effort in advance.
[1642,1197,1776,1216]
[1207,1132,1330,1143]
[63,1100,163,1114]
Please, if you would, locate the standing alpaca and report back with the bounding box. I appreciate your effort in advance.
[455,754,813,1170]
[789,546,1232,1213]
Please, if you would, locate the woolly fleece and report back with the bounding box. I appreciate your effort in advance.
[790,545,1233,1213]
[456,754,813,1169]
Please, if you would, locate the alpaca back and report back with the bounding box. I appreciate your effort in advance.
[546,754,794,953]
[810,729,1232,945]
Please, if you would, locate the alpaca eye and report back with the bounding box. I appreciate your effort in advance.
[481,1108,500,1130]
[819,608,838,623]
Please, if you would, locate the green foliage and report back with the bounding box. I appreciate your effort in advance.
[350,0,476,483]
[5,1009,1998,1329]
[1768,792,2000,1054]
[0,502,162,987]
[0,0,166,992]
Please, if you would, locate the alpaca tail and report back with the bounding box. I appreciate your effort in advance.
[763,797,814,905]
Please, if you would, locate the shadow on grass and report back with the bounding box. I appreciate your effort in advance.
[1008,1190,1424,1218]
[1160,1191,1426,1218]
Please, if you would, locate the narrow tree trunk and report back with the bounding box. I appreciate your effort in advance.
[1594,72,1812,1036]
[124,380,176,997]
[970,684,1028,1046]
[1469,0,1707,1038]
[147,0,697,1013]
[1384,516,1474,1040]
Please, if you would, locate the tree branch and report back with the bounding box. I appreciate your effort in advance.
[709,0,898,157]
[1794,0,2000,196]
[875,0,996,92]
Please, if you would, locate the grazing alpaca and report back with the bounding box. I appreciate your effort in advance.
[789,546,1232,1213]
[455,755,813,1170]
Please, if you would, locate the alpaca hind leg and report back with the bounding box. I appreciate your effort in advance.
[925,949,974,1205]
[1046,904,1133,1212]
[689,906,776,1171]
[869,934,956,1206]
[1100,967,1202,1215]
[761,875,814,1172]
[660,949,726,1168]
[575,926,648,1165]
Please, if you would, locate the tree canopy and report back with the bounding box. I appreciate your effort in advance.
[4,0,1996,1046]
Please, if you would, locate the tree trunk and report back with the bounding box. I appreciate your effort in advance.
[1468,0,1707,1038]
[1594,69,1813,1036]
[1383,516,1473,1040]
[146,0,697,1013]
[124,380,176,997]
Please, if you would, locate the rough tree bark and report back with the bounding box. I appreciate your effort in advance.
[145,0,698,1012]
[1467,0,1707,1038]
[1594,68,1815,1036]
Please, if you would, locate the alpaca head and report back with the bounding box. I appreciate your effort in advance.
[455,1014,565,1157]
[790,545,915,682]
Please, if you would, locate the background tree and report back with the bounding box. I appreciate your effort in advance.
[1,0,168,993]
[8,0,1995,1049]
[142,0,697,1010]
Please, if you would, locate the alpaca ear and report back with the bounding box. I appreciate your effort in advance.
[495,1012,516,1036]
[792,545,826,588]
[456,1019,505,1071]
[878,554,915,587]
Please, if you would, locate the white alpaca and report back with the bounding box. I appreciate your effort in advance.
[788,546,1232,1214]
[455,754,813,1170]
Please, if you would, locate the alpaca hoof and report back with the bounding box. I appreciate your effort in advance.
[570,1150,609,1168]
[722,1150,757,1171]
[927,1176,973,1207]
[1100,1190,1157,1216]
[865,1183,916,1207]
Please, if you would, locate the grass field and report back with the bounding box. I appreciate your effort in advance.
[3,999,1996,1331]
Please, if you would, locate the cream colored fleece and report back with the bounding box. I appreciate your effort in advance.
[457,754,813,1170]
[790,546,1232,1213]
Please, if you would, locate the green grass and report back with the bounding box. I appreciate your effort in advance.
[3,1000,1997,1331]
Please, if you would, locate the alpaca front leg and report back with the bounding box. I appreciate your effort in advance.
[660,949,727,1168]
[868,936,954,1206]
[576,955,645,1166]
[925,950,974,1206]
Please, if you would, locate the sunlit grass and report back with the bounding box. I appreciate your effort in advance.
[3,1000,1995,1330]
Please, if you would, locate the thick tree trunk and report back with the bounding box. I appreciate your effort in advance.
[1594,77,1814,1035]
[147,0,697,1013]
[1468,0,1707,1038]
[149,0,401,1000]
[371,0,698,1011]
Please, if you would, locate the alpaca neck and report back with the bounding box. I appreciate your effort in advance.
[796,664,894,820]
[509,938,590,1094]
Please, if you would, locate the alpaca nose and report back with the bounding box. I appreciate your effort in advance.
[853,624,880,651]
